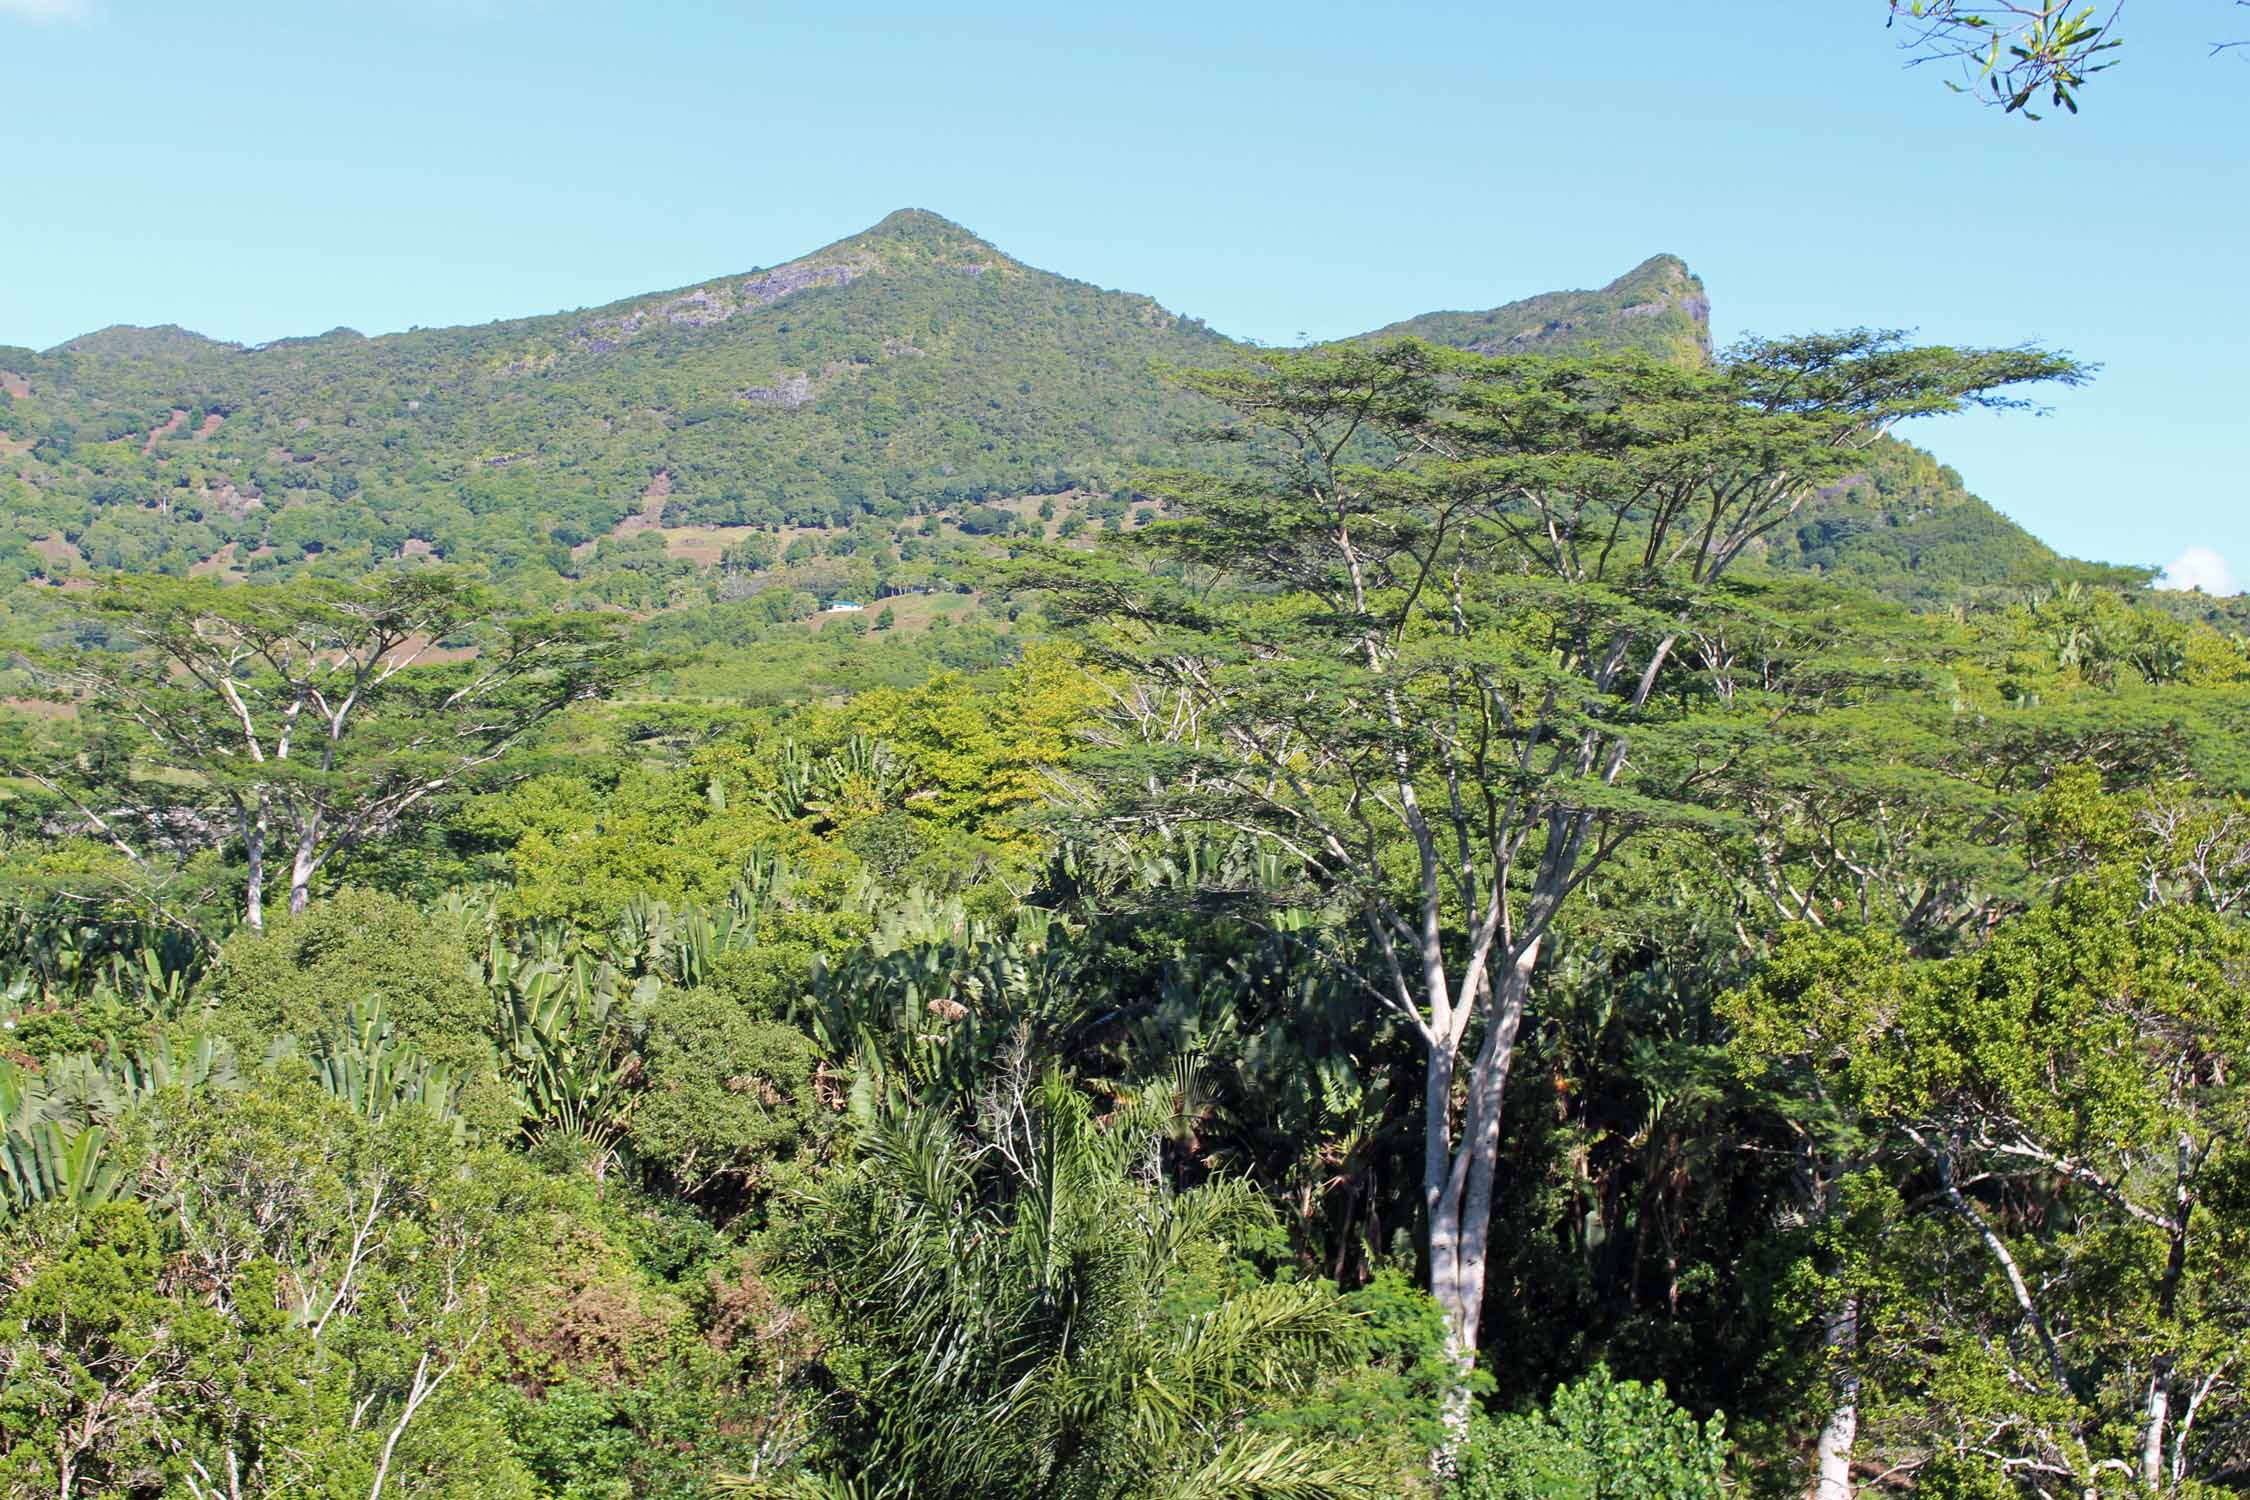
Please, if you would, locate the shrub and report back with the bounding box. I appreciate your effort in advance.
[1453,1367,1728,1500]
[206,888,511,1129]
[626,989,817,1200]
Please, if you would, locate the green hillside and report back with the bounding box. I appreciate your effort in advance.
[0,210,2082,615]
[1755,441,2068,604]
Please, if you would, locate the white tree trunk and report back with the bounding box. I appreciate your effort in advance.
[2141,1370,2170,1492]
[240,796,267,932]
[1426,948,1536,1452]
[288,814,322,915]
[1812,1295,1860,1500]
[2145,1130,2193,1492]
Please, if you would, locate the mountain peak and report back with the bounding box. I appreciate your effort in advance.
[838,208,1004,262]
[1626,252,1690,275]
[866,207,980,237]
[1367,254,1711,365]
[1605,253,1694,290]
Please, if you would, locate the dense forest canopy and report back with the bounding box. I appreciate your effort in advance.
[3,217,2247,1500]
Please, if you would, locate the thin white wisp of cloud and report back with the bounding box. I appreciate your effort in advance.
[0,0,95,19]
[2156,545,2242,596]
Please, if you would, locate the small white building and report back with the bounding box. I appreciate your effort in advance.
[825,600,867,613]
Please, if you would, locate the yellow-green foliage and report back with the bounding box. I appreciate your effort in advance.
[477,763,868,931]
[476,766,792,927]
[849,644,1103,854]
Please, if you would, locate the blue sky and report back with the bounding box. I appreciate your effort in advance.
[3,1,2244,588]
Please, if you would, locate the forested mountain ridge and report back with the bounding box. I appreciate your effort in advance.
[0,210,1231,587]
[0,209,2091,614]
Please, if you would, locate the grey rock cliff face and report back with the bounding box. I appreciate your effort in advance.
[567,255,874,355]
[740,373,816,410]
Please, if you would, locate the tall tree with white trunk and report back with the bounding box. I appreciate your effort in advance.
[1045,332,2079,1440]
